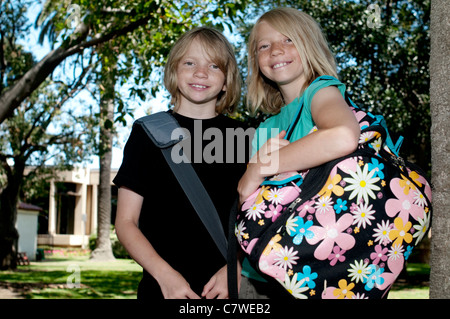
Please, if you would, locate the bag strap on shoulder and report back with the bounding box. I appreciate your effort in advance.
[137,111,228,260]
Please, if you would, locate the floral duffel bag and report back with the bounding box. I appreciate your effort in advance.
[231,78,432,299]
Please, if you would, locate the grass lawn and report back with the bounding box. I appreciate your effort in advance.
[388,263,430,299]
[0,255,142,299]
[0,253,430,299]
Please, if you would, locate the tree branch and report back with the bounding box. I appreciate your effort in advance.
[0,14,151,123]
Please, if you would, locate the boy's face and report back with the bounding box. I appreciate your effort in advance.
[176,38,226,111]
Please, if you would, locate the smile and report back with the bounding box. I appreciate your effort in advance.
[272,62,291,69]
[190,84,208,89]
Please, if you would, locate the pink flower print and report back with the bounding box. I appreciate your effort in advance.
[370,244,388,265]
[414,172,432,201]
[296,200,315,217]
[306,210,356,260]
[265,204,283,221]
[328,246,346,266]
[386,178,424,221]
[379,245,405,291]
[243,238,259,255]
[330,157,358,176]
[259,249,286,281]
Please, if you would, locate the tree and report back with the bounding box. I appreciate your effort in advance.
[90,42,117,261]
[0,76,95,269]
[429,0,450,299]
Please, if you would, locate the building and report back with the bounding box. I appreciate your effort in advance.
[37,167,118,248]
[17,202,42,261]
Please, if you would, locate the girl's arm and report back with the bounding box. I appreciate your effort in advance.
[238,86,360,203]
[115,187,200,299]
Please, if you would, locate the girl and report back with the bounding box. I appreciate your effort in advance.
[238,7,361,203]
[237,8,361,295]
[114,27,249,299]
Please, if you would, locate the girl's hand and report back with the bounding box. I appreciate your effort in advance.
[202,265,229,299]
[202,261,243,299]
[238,131,289,204]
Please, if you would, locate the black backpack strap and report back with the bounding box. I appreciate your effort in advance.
[227,197,240,299]
[136,111,228,260]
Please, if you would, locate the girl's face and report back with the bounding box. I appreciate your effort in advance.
[176,38,226,112]
[255,21,306,103]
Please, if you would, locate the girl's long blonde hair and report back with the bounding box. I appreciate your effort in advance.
[164,26,241,114]
[247,7,338,114]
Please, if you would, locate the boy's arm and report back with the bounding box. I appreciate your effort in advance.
[115,187,200,299]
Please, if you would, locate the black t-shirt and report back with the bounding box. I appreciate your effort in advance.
[113,111,251,299]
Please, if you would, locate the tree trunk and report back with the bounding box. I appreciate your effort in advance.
[0,165,24,270]
[90,46,116,261]
[429,0,450,299]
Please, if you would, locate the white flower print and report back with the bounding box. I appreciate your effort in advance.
[388,244,404,261]
[285,214,299,236]
[274,246,299,270]
[370,137,383,152]
[412,190,427,207]
[352,202,376,229]
[359,131,374,144]
[413,213,430,245]
[266,188,284,205]
[373,220,392,245]
[245,202,265,221]
[277,273,308,299]
[235,220,247,242]
[344,163,381,204]
[348,259,370,283]
[314,196,334,214]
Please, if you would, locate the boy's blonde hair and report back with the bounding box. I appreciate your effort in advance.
[164,26,241,114]
[247,7,338,114]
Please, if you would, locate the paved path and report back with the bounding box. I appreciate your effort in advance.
[0,286,23,299]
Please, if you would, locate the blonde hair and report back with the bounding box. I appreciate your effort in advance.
[164,26,241,114]
[247,7,338,114]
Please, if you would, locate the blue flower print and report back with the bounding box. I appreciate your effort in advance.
[404,246,413,260]
[297,265,318,289]
[368,158,385,179]
[363,264,385,291]
[333,198,348,214]
[289,217,314,245]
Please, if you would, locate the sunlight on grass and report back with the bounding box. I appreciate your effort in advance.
[0,256,142,299]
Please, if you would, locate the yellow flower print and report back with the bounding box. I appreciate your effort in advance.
[262,234,282,255]
[255,186,270,205]
[409,171,422,188]
[318,174,344,198]
[333,279,355,299]
[399,174,416,195]
[389,217,413,246]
